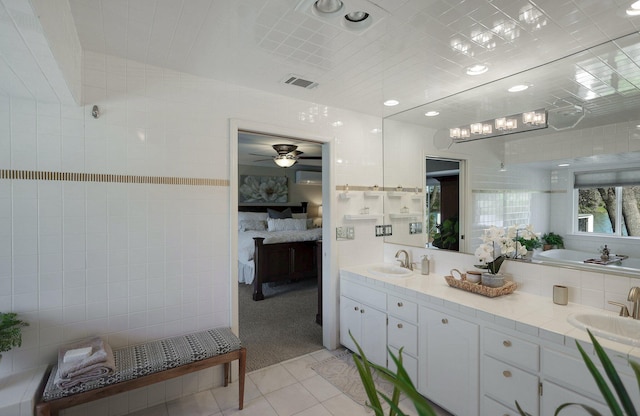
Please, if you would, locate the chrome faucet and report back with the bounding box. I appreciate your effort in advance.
[628,287,640,319]
[395,250,412,270]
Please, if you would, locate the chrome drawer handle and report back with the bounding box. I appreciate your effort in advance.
[397,302,403,307]
[397,323,403,329]
[354,306,359,311]
[360,309,365,314]
[503,340,512,347]
[503,370,512,378]
[441,318,448,324]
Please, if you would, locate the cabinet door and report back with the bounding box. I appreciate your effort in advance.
[421,308,479,416]
[541,381,608,416]
[340,296,361,353]
[361,305,387,367]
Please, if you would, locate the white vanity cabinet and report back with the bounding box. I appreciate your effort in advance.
[339,280,388,367]
[418,306,479,416]
[482,327,540,415]
[387,295,419,383]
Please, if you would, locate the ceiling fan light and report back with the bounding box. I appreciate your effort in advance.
[274,154,297,168]
[314,0,343,14]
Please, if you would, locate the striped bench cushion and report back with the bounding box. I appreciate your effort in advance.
[42,327,242,401]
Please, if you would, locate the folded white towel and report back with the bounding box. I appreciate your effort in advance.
[54,336,115,389]
[63,347,92,363]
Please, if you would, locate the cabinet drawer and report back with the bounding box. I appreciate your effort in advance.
[387,295,417,323]
[484,327,539,372]
[483,355,539,415]
[542,347,640,405]
[342,279,386,310]
[482,395,520,416]
[388,316,417,356]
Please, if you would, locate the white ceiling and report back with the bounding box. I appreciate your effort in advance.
[65,0,640,122]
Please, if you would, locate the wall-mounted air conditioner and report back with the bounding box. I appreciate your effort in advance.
[295,170,322,185]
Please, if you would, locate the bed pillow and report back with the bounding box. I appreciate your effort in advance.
[238,212,268,221]
[268,207,293,219]
[292,213,307,219]
[267,218,307,232]
[239,220,267,231]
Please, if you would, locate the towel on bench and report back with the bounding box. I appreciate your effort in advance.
[54,336,115,389]
[42,327,242,401]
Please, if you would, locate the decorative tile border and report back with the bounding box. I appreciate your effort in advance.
[0,169,229,187]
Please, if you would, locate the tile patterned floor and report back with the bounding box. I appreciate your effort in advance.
[124,349,450,416]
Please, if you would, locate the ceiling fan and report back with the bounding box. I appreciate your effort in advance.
[253,144,321,168]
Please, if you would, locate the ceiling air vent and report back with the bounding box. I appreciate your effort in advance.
[283,74,318,90]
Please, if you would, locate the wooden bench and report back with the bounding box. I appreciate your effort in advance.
[35,327,246,416]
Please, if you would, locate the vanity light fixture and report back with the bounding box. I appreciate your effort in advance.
[449,109,548,142]
[466,64,488,76]
[384,99,399,106]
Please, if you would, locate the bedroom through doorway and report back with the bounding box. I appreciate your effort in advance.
[237,130,325,372]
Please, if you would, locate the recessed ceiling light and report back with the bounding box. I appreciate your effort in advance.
[508,84,529,92]
[384,99,399,106]
[345,11,368,22]
[466,64,488,76]
[627,0,640,15]
[425,111,440,117]
[558,163,570,167]
[332,121,343,127]
[370,128,382,133]
[314,0,343,14]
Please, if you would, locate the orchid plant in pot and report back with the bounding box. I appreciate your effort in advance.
[474,225,537,277]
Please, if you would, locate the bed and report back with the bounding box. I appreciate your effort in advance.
[238,203,322,301]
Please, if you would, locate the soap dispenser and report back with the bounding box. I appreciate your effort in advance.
[421,255,430,275]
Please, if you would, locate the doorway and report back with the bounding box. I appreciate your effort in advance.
[232,129,323,371]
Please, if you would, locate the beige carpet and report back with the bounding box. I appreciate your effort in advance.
[239,279,323,372]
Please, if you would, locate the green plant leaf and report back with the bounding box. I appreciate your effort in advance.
[587,330,637,416]
[575,337,624,416]
[554,402,603,416]
[350,332,384,414]
[515,400,532,416]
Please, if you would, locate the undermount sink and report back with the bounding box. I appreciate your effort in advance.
[367,264,413,278]
[567,312,640,346]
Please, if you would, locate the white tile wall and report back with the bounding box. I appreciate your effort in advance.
[0,50,384,415]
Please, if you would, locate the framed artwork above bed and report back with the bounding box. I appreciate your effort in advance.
[239,175,288,203]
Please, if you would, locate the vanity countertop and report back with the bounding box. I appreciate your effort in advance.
[340,264,640,362]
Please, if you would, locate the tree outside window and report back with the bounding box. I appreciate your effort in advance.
[577,186,640,236]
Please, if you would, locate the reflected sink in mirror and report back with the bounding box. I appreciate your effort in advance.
[567,312,640,347]
[367,264,413,278]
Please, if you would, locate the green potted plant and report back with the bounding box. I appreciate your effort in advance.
[432,217,459,251]
[0,312,29,360]
[542,232,564,250]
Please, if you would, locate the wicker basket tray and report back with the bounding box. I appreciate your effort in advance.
[444,275,517,298]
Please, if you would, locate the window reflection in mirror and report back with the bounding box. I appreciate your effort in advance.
[575,168,640,236]
[426,157,463,252]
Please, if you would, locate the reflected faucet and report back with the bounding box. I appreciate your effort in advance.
[628,287,640,319]
[395,250,412,270]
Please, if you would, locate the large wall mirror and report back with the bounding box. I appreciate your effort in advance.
[383,32,640,275]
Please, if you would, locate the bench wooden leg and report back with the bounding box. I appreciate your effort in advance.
[224,362,230,387]
[239,347,246,410]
